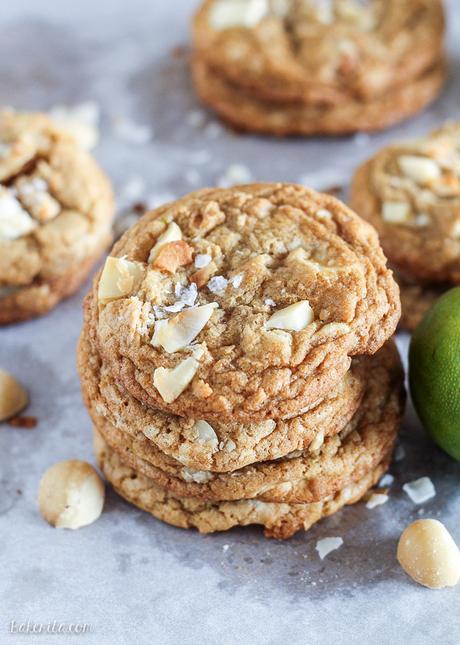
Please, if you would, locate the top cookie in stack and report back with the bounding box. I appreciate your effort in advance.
[80,184,403,538]
[191,0,446,136]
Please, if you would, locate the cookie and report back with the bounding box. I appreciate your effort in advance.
[0,109,114,324]
[94,427,389,539]
[93,338,403,504]
[397,274,446,332]
[192,57,446,137]
[193,0,444,106]
[89,183,400,422]
[78,322,366,473]
[350,123,460,284]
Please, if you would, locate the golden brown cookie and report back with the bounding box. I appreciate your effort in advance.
[78,321,366,473]
[192,57,446,137]
[350,123,460,285]
[89,183,400,423]
[397,274,446,332]
[94,427,389,539]
[80,326,404,502]
[0,109,114,324]
[193,0,445,106]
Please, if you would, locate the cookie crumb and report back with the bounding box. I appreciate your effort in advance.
[8,415,37,429]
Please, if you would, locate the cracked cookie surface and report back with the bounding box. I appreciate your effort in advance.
[193,0,444,106]
[0,110,114,323]
[90,183,400,422]
[94,428,389,539]
[79,327,404,500]
[350,123,460,285]
[78,323,366,472]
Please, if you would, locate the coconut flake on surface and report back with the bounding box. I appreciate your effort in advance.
[403,477,436,504]
[112,116,152,145]
[315,537,343,560]
[174,283,198,308]
[366,493,389,509]
[229,273,243,288]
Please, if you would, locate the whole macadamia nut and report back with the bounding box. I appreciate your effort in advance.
[38,460,105,529]
[397,519,460,589]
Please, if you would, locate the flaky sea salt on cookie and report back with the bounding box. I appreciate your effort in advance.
[91,183,399,422]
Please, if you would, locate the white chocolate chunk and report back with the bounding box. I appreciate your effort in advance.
[15,177,61,223]
[153,357,199,403]
[398,156,441,184]
[403,477,436,504]
[0,369,28,421]
[38,460,105,529]
[98,256,145,303]
[382,201,411,224]
[181,468,214,483]
[266,300,314,331]
[397,519,460,589]
[209,0,268,30]
[148,222,182,262]
[195,420,219,448]
[151,303,217,353]
[316,537,343,560]
[0,187,37,241]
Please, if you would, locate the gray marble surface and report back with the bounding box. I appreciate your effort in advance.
[1,1,460,644]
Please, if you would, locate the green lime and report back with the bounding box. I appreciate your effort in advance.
[409,286,460,461]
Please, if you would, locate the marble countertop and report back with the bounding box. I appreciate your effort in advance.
[1,1,460,643]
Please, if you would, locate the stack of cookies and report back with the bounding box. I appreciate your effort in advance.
[191,0,446,136]
[351,123,460,330]
[78,183,404,538]
[0,110,114,324]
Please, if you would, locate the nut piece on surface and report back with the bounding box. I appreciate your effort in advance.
[382,201,411,224]
[151,303,217,353]
[38,460,105,530]
[0,369,28,422]
[209,0,268,30]
[398,155,441,185]
[98,256,145,303]
[153,357,200,403]
[266,300,314,331]
[152,241,193,274]
[397,519,460,589]
[148,221,182,262]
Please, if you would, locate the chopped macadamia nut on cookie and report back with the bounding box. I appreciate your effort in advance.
[153,357,200,403]
[397,519,460,589]
[398,156,441,185]
[382,201,411,224]
[266,301,314,331]
[98,256,145,303]
[194,420,219,448]
[15,176,61,223]
[209,0,268,30]
[151,303,218,353]
[0,187,37,240]
[38,460,105,529]
[148,222,182,262]
[152,241,193,274]
[0,369,28,422]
